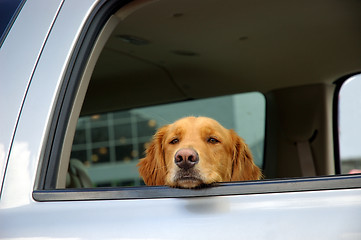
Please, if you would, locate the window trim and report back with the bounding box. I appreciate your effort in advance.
[36,0,132,190]
[33,174,361,201]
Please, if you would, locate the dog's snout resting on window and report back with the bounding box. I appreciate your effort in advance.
[137,116,262,188]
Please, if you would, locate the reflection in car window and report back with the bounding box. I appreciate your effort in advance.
[0,0,24,46]
[70,92,265,187]
[338,74,361,174]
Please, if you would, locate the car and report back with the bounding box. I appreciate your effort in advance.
[1,0,361,239]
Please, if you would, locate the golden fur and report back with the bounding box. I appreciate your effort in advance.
[137,116,261,188]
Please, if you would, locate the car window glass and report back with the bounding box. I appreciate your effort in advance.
[0,0,24,46]
[338,74,361,174]
[69,92,265,187]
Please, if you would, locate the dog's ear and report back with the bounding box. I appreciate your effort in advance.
[137,125,169,185]
[229,130,262,181]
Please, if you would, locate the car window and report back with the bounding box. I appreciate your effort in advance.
[338,74,361,174]
[0,0,24,47]
[33,0,361,200]
[69,93,265,187]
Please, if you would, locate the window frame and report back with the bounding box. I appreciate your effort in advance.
[34,0,361,201]
[36,0,132,190]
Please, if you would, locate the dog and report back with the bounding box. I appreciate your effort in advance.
[137,116,262,188]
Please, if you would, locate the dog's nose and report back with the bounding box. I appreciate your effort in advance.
[174,148,199,170]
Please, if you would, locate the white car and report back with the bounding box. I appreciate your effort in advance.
[1,0,361,239]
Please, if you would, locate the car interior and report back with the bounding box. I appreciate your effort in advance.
[55,0,361,189]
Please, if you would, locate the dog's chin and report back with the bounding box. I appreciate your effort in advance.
[170,171,214,188]
[168,169,202,188]
[174,177,204,189]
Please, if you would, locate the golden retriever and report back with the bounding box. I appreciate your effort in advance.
[137,116,262,188]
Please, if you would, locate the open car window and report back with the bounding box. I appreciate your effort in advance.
[33,0,361,201]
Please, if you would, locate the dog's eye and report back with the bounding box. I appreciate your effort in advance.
[207,137,220,144]
[170,138,179,144]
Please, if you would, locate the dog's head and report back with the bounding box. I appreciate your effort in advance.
[137,116,261,188]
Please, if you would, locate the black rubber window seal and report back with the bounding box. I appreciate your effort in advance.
[33,174,361,202]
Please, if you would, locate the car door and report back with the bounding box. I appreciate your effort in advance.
[1,0,361,239]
